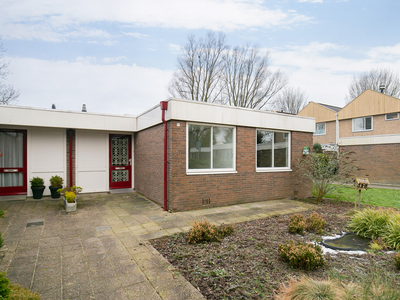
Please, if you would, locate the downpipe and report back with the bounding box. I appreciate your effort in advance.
[160,101,168,211]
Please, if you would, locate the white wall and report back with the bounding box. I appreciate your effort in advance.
[28,128,66,196]
[76,130,109,193]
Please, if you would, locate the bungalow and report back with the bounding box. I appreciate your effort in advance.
[0,98,315,211]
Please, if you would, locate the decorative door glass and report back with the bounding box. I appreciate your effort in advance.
[111,136,130,184]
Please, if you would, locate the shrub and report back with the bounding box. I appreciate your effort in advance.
[348,208,400,250]
[306,213,326,234]
[347,208,396,239]
[394,253,400,270]
[0,233,4,249]
[383,219,400,250]
[49,175,63,187]
[9,283,40,300]
[313,143,323,153]
[0,273,10,299]
[187,220,234,244]
[29,177,44,187]
[278,240,325,270]
[57,185,82,195]
[277,276,343,300]
[64,191,76,203]
[288,214,305,234]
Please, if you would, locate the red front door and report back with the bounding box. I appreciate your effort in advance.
[109,134,132,189]
[0,129,27,196]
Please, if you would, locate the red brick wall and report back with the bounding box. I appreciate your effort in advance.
[134,124,164,205]
[66,129,76,187]
[167,121,313,211]
[341,144,400,186]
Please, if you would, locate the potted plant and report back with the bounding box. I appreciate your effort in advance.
[58,186,82,212]
[30,177,45,199]
[49,175,63,199]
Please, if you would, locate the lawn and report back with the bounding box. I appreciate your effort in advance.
[318,184,400,209]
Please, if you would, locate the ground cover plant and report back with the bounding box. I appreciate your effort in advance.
[151,198,400,299]
[348,207,400,250]
[323,184,400,209]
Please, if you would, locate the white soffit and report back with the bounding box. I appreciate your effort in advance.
[166,98,315,132]
[0,106,137,132]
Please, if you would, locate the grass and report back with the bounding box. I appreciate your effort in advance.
[316,184,400,209]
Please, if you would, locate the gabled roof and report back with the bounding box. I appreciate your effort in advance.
[318,103,341,112]
[297,101,341,123]
[338,89,400,120]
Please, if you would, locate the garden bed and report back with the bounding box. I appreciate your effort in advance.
[150,198,400,299]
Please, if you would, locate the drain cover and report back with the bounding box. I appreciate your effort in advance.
[27,219,44,227]
[95,225,111,231]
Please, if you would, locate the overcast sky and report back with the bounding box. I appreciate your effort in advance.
[1,0,399,115]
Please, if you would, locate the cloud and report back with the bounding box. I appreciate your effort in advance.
[298,0,323,3]
[0,0,311,41]
[169,44,181,54]
[269,42,400,107]
[123,32,149,39]
[6,56,173,115]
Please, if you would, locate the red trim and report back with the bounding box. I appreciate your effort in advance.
[161,101,168,211]
[69,129,73,187]
[109,134,132,189]
[0,129,27,196]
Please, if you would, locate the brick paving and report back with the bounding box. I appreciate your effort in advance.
[0,192,313,299]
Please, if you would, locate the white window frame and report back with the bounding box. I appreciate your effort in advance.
[256,129,291,173]
[186,123,237,175]
[352,117,373,132]
[385,112,399,120]
[314,123,326,136]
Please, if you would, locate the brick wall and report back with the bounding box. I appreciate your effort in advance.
[167,121,313,211]
[134,124,164,206]
[66,129,76,187]
[313,121,336,144]
[340,114,400,138]
[341,144,400,186]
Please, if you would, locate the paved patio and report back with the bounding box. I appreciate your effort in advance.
[0,192,314,300]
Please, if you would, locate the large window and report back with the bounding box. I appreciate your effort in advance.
[353,117,372,132]
[257,130,290,171]
[314,123,326,135]
[187,124,235,173]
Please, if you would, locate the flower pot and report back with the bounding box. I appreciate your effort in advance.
[31,186,45,199]
[64,197,77,212]
[49,186,62,199]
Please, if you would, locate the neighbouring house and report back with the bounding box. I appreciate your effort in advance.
[0,98,315,211]
[298,89,400,186]
[297,102,341,152]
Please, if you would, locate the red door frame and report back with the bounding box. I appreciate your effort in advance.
[0,129,28,196]
[109,134,132,189]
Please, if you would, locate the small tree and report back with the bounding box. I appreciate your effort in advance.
[294,150,356,202]
[0,39,19,105]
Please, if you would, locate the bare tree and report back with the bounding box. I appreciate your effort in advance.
[168,32,227,103]
[0,39,19,105]
[271,86,308,114]
[346,68,400,103]
[221,45,287,109]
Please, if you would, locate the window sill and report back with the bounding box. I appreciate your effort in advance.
[352,129,373,132]
[256,168,292,173]
[186,170,237,175]
[313,133,326,136]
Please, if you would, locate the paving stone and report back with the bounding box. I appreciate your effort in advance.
[124,281,162,300]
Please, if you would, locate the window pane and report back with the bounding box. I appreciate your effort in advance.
[213,127,234,169]
[274,132,288,167]
[386,113,398,120]
[353,118,364,131]
[365,117,372,130]
[315,123,325,135]
[257,130,272,168]
[188,125,211,169]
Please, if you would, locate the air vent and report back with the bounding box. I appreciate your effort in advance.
[202,198,210,206]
